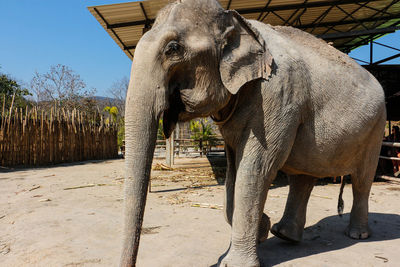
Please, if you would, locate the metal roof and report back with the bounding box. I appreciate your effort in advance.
[88,0,400,59]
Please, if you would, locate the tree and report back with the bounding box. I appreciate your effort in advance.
[29,64,96,111]
[107,76,129,116]
[157,119,164,139]
[190,118,216,141]
[0,70,31,111]
[189,118,217,153]
[104,106,119,123]
[104,106,124,148]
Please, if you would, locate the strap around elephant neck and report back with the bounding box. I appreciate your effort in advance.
[211,94,239,126]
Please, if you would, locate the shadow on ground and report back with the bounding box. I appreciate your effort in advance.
[0,158,122,173]
[206,154,228,185]
[212,212,400,267]
[205,154,349,189]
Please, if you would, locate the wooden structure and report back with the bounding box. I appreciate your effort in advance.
[0,106,118,167]
[156,138,225,157]
[88,0,400,58]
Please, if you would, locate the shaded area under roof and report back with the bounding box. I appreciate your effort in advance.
[364,64,400,121]
[88,0,400,59]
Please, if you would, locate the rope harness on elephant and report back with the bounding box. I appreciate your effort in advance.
[210,94,240,126]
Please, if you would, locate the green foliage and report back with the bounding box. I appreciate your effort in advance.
[104,106,124,147]
[0,72,31,110]
[158,119,165,139]
[103,106,119,123]
[117,118,125,148]
[189,118,216,142]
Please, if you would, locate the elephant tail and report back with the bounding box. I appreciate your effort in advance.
[337,176,345,217]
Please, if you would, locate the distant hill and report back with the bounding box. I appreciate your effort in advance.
[92,96,124,107]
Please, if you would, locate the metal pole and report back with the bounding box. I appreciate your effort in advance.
[370,39,373,64]
[175,123,180,157]
[166,131,174,166]
[171,131,174,165]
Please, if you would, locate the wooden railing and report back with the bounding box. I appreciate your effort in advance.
[380,141,400,161]
[155,138,225,157]
[377,141,400,180]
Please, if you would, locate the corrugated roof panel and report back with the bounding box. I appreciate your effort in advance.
[96,3,144,24]
[115,27,143,41]
[218,0,231,9]
[245,13,262,20]
[296,7,331,25]
[141,0,171,18]
[88,0,400,59]
[230,0,267,10]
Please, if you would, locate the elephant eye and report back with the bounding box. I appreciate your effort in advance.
[164,41,182,56]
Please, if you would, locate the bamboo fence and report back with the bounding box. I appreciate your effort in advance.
[0,104,118,167]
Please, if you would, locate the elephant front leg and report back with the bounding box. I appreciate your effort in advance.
[224,146,271,245]
[271,174,316,242]
[220,166,272,267]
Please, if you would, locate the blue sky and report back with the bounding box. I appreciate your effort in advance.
[0,0,399,97]
[0,0,135,97]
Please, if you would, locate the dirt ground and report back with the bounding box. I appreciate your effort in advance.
[1,157,400,267]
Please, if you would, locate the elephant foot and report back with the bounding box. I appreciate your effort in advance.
[258,213,270,244]
[219,249,260,267]
[270,221,303,242]
[345,224,370,239]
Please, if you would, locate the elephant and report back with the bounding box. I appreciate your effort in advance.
[120,0,386,266]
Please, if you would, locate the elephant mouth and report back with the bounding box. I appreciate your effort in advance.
[163,66,210,137]
[162,82,186,139]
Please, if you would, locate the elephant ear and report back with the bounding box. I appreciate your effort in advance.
[219,10,274,95]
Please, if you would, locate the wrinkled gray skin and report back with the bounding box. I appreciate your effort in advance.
[121,0,386,266]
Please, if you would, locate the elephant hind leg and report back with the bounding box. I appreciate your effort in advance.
[271,174,316,242]
[346,132,382,240]
[346,165,377,239]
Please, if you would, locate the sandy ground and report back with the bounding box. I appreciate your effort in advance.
[1,157,400,267]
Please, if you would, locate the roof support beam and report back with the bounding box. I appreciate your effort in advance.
[369,0,399,28]
[237,0,369,14]
[257,0,272,20]
[226,0,232,10]
[371,52,400,65]
[283,0,308,26]
[93,7,133,58]
[270,10,286,23]
[318,26,400,39]
[338,0,400,50]
[291,5,308,26]
[319,0,372,36]
[351,57,370,64]
[373,41,400,52]
[124,45,136,50]
[339,16,400,52]
[357,2,393,16]
[335,5,369,30]
[309,5,335,33]
[297,13,400,29]
[140,3,149,20]
[107,19,155,29]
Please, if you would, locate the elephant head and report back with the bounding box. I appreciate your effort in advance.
[121,0,273,265]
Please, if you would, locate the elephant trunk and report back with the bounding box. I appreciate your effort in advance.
[120,81,160,266]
